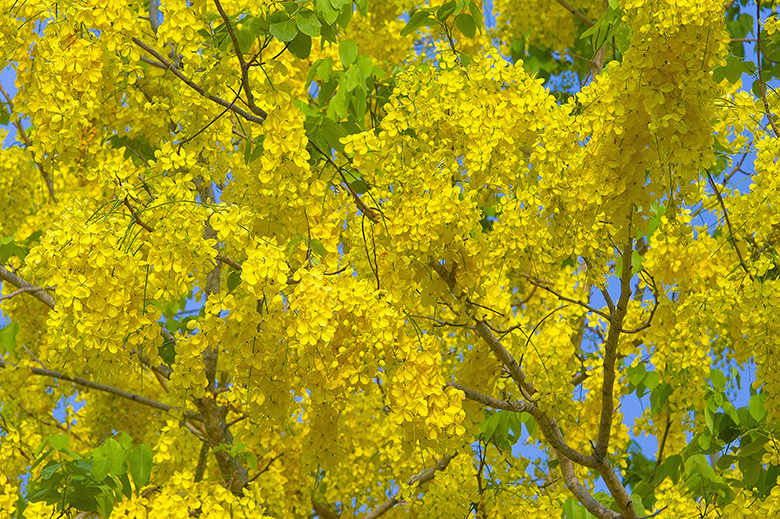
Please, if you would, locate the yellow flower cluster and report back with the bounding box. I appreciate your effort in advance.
[389,335,466,443]
[25,204,163,369]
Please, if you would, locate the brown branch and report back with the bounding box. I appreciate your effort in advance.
[555,0,595,27]
[360,454,456,519]
[706,170,754,281]
[216,254,243,270]
[312,499,341,519]
[0,82,57,203]
[560,457,621,519]
[212,0,265,119]
[310,140,381,223]
[594,235,633,461]
[123,197,154,232]
[757,1,780,138]
[0,358,199,419]
[132,37,267,123]
[0,285,55,302]
[521,274,610,320]
[0,266,55,309]
[446,382,530,413]
[18,403,86,444]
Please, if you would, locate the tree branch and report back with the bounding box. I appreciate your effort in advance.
[0,82,57,203]
[0,358,199,419]
[446,382,530,412]
[594,236,633,460]
[706,170,754,282]
[132,37,267,124]
[360,455,456,519]
[559,457,621,519]
[0,285,55,303]
[555,0,595,27]
[757,2,780,138]
[521,274,610,320]
[0,266,55,309]
[212,0,266,119]
[148,0,161,34]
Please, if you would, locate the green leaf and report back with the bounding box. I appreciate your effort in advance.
[318,56,334,81]
[96,492,114,519]
[761,30,780,62]
[647,203,667,237]
[128,444,153,493]
[710,368,727,390]
[314,0,339,24]
[654,454,682,484]
[296,9,322,37]
[436,0,456,21]
[479,411,501,441]
[749,393,767,421]
[454,13,476,38]
[401,11,432,37]
[355,0,368,17]
[119,473,133,499]
[158,338,176,366]
[286,235,305,261]
[712,54,756,84]
[329,86,349,119]
[0,103,9,126]
[343,64,363,92]
[289,31,312,59]
[0,322,19,353]
[350,179,368,194]
[644,370,659,390]
[270,19,298,42]
[227,270,242,292]
[40,461,63,480]
[650,383,673,414]
[580,4,622,51]
[310,239,327,257]
[336,1,353,29]
[631,249,643,275]
[236,28,255,54]
[468,1,483,32]
[244,137,253,165]
[339,39,358,67]
[739,434,769,457]
[704,403,714,433]
[49,433,70,450]
[628,363,647,387]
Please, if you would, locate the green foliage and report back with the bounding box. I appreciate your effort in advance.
[479,410,536,452]
[400,0,482,38]
[0,321,19,353]
[0,232,42,265]
[27,433,153,518]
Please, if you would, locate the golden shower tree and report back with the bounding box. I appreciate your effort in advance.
[1,0,780,517]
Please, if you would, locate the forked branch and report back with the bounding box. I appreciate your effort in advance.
[360,454,456,519]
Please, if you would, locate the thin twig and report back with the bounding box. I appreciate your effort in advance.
[0,267,55,309]
[706,170,754,281]
[555,0,595,27]
[0,358,200,419]
[132,37,267,123]
[756,1,780,138]
[216,255,243,270]
[446,382,529,412]
[123,197,154,232]
[0,82,57,203]
[360,455,456,519]
[213,0,265,119]
[0,285,55,302]
[521,274,610,320]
